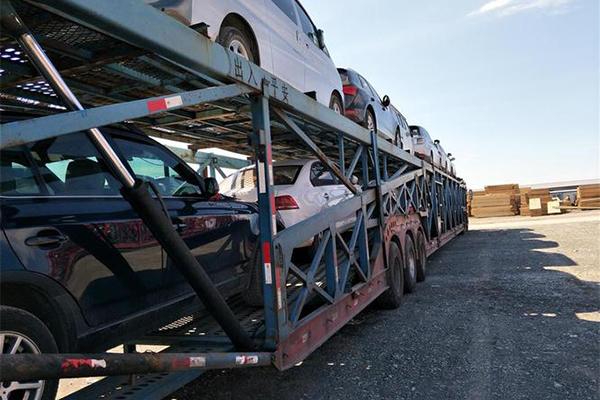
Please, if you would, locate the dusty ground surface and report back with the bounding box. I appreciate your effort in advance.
[169,211,600,400]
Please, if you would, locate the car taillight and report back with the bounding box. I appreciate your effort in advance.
[275,195,299,210]
[343,85,358,96]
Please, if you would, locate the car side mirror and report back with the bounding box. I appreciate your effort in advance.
[434,139,440,145]
[316,29,326,49]
[204,177,220,197]
[351,175,359,185]
[382,95,391,108]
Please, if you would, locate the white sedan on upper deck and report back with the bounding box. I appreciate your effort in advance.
[147,0,345,112]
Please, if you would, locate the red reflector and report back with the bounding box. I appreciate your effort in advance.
[275,195,299,210]
[343,85,358,96]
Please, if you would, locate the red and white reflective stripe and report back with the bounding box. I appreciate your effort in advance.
[275,266,283,310]
[262,241,272,285]
[266,143,274,187]
[147,95,183,113]
[257,162,266,194]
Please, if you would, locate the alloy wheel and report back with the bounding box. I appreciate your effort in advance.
[0,332,45,400]
[228,39,250,60]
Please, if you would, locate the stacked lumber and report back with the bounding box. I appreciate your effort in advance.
[527,188,551,217]
[520,187,532,216]
[577,184,600,208]
[470,184,520,218]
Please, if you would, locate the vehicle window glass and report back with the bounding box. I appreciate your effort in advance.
[368,82,382,101]
[358,75,370,90]
[338,69,350,85]
[273,165,302,185]
[236,165,301,189]
[2,132,121,196]
[0,148,41,196]
[295,2,318,45]
[112,137,201,197]
[310,162,337,187]
[272,0,297,22]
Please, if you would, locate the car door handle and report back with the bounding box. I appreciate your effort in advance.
[25,233,67,247]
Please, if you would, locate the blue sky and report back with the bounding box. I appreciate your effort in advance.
[303,0,599,189]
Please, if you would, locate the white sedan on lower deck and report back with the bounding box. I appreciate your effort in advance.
[220,159,354,233]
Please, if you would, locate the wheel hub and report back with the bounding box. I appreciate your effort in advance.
[228,39,250,61]
[409,257,416,280]
[0,332,45,400]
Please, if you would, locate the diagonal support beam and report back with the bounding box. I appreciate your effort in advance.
[273,108,360,195]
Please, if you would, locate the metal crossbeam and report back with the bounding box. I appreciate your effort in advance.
[0,84,253,148]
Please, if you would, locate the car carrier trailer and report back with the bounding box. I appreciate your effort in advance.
[0,0,468,398]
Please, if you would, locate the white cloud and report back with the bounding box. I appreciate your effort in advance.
[468,0,576,17]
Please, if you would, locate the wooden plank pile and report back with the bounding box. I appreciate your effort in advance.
[520,187,532,216]
[470,184,520,218]
[527,188,552,216]
[576,184,600,208]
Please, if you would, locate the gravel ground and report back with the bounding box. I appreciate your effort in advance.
[172,212,599,400]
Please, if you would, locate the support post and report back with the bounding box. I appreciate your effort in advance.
[250,86,279,350]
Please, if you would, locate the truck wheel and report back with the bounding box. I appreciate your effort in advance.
[416,232,427,282]
[0,306,59,400]
[242,246,264,307]
[375,241,404,309]
[217,25,258,64]
[404,236,417,293]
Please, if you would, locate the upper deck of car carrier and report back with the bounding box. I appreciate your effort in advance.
[0,1,468,399]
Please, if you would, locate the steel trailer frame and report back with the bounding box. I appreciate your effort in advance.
[0,0,468,398]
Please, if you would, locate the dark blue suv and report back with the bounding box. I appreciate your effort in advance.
[0,128,261,399]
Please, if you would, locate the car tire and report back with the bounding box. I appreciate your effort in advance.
[394,128,403,149]
[403,235,418,293]
[416,231,427,282]
[329,93,344,115]
[365,109,376,133]
[375,241,404,309]
[242,246,264,307]
[217,25,258,64]
[0,306,59,400]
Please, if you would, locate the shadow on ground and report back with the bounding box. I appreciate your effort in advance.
[171,225,599,400]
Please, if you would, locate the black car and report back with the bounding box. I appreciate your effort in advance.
[338,68,403,146]
[0,128,262,398]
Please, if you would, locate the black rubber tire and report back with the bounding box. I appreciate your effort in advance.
[217,25,258,64]
[375,241,404,309]
[416,231,427,282]
[403,235,418,293]
[364,109,376,133]
[329,92,344,115]
[0,306,59,400]
[394,128,403,148]
[241,246,264,307]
